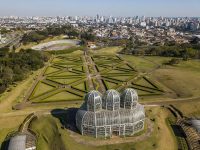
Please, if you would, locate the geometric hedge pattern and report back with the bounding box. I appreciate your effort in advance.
[92,55,164,96]
[29,55,88,103]
[28,54,164,104]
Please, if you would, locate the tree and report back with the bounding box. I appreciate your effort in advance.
[2,67,14,84]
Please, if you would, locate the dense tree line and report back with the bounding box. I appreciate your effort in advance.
[121,38,200,60]
[0,48,50,93]
[22,25,80,44]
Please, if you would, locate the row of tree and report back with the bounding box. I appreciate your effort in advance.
[121,38,200,60]
[22,25,80,44]
[0,47,50,93]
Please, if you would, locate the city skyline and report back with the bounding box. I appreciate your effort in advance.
[0,0,200,17]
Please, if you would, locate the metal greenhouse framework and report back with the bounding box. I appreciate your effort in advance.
[76,88,145,138]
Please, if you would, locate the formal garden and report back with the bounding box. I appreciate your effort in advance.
[26,53,164,104]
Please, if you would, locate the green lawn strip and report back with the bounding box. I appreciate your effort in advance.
[71,66,84,72]
[131,83,164,93]
[69,77,87,86]
[31,88,84,103]
[113,67,136,72]
[41,80,58,87]
[44,66,61,75]
[94,61,118,66]
[133,77,157,89]
[30,88,63,102]
[117,64,136,71]
[52,57,64,63]
[103,72,137,77]
[96,66,110,72]
[96,58,121,63]
[45,69,65,77]
[59,56,82,62]
[72,83,87,92]
[36,91,83,103]
[30,82,56,99]
[98,63,127,74]
[130,84,161,93]
[103,80,118,89]
[49,71,81,76]
[53,64,79,68]
[105,69,131,74]
[51,64,67,70]
[133,77,164,92]
[101,76,123,84]
[50,64,67,70]
[54,60,82,65]
[106,75,135,82]
[47,77,83,85]
[126,85,163,96]
[69,69,85,75]
[92,78,100,91]
[143,77,161,89]
[55,60,80,64]
[85,81,89,92]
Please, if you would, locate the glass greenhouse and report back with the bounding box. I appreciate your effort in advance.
[76,88,145,138]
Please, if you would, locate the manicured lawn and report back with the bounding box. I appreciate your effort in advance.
[53,71,81,76]
[48,77,82,85]
[121,55,156,72]
[45,67,60,75]
[32,91,83,103]
[73,82,87,91]
[96,46,123,54]
[30,82,55,98]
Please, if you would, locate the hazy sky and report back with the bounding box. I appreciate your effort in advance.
[0,0,199,17]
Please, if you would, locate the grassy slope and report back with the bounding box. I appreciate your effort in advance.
[96,46,123,54]
[121,54,200,98]
[153,61,200,98]
[0,115,26,146]
[0,68,43,113]
[173,99,200,117]
[30,116,66,150]
[30,107,177,150]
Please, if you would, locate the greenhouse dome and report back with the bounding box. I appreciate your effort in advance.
[102,89,120,111]
[120,88,138,109]
[84,90,102,112]
[76,88,145,138]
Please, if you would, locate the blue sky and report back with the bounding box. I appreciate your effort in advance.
[0,0,199,17]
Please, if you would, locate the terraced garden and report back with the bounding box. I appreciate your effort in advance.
[25,53,165,104]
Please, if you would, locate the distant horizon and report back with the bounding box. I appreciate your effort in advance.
[1,16,200,18]
[0,0,200,17]
[0,15,200,18]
